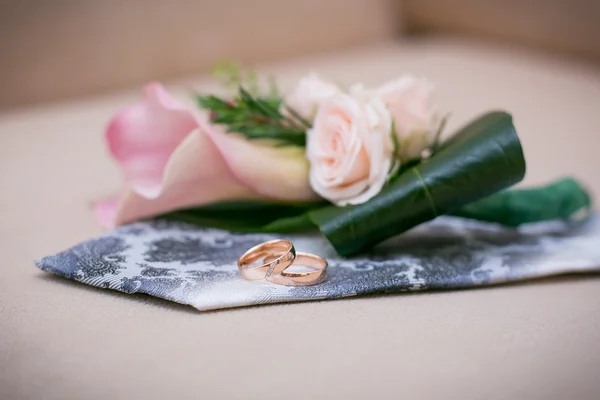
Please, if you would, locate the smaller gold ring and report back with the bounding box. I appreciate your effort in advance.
[237,239,296,280]
[265,252,327,286]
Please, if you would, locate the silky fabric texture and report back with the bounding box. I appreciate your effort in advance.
[37,216,600,311]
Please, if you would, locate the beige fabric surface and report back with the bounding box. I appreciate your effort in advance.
[403,0,600,64]
[2,38,600,399]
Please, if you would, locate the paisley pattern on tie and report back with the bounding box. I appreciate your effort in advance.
[36,215,600,311]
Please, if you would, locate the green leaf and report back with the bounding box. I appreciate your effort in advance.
[237,87,279,120]
[261,213,316,232]
[196,94,230,110]
[161,176,592,238]
[450,177,592,226]
[161,201,322,233]
[283,104,312,129]
[307,111,527,256]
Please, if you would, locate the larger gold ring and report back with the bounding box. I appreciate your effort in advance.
[237,239,296,280]
[266,252,327,286]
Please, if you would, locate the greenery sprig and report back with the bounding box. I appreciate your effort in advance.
[197,62,309,147]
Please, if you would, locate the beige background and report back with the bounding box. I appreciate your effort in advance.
[2,0,600,109]
[403,0,600,64]
[2,37,600,398]
[0,0,399,109]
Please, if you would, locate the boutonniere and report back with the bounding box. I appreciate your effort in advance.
[96,62,591,256]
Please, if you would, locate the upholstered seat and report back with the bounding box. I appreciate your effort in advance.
[2,10,600,400]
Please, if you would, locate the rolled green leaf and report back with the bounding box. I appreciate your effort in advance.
[164,177,592,235]
[450,177,592,226]
[164,201,321,232]
[308,111,526,256]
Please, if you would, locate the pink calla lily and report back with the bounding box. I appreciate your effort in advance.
[96,82,318,227]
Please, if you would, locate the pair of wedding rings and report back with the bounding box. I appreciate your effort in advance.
[237,239,327,286]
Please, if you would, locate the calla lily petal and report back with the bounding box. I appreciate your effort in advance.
[106,82,200,198]
[206,128,319,202]
[98,82,319,228]
[93,197,120,228]
[113,125,262,225]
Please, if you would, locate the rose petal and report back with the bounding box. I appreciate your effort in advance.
[106,82,200,199]
[283,73,341,121]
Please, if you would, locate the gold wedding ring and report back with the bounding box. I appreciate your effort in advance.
[238,240,327,286]
[265,252,327,286]
[237,239,296,280]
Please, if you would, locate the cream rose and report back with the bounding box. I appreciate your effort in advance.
[284,73,340,122]
[306,89,394,206]
[377,76,442,161]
